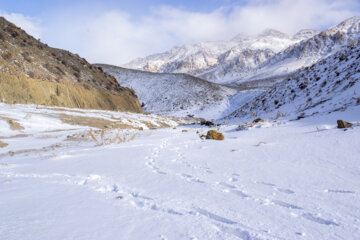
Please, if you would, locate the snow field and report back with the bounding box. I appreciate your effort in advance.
[1,104,360,240]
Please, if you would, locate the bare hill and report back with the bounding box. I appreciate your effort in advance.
[0,17,142,113]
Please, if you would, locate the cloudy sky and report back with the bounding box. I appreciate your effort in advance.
[0,0,359,65]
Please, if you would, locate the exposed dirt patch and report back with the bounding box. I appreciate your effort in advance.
[0,140,8,148]
[0,134,30,139]
[0,116,25,130]
[53,113,134,129]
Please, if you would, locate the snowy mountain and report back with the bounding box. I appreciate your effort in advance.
[124,17,360,89]
[123,28,316,85]
[244,16,360,87]
[96,64,237,115]
[226,39,360,121]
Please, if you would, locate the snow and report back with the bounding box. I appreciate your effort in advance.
[228,40,360,121]
[122,17,360,88]
[1,103,360,240]
[98,64,238,118]
[123,28,313,83]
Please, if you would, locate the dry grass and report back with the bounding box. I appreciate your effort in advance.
[54,113,134,129]
[0,71,142,112]
[0,140,8,148]
[0,116,25,130]
[0,134,30,139]
[85,128,139,146]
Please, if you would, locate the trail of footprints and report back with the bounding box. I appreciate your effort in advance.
[2,134,355,239]
[142,137,344,232]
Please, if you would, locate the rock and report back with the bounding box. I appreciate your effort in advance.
[200,134,206,140]
[206,130,224,140]
[253,118,265,123]
[337,120,353,129]
[201,120,215,127]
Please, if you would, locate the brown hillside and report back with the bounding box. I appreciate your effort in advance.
[0,17,142,113]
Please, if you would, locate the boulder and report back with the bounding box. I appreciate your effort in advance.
[206,130,224,140]
[337,120,353,129]
[201,120,215,127]
[253,118,265,123]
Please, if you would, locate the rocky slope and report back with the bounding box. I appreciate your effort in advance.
[0,17,142,112]
[97,64,237,114]
[244,16,360,87]
[226,40,360,121]
[124,17,360,89]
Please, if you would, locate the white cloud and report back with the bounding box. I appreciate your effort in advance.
[0,12,43,39]
[2,0,360,65]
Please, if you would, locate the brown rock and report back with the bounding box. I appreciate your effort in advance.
[337,120,353,129]
[206,130,224,140]
[253,118,265,123]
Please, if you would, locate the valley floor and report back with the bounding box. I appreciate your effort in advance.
[0,104,360,240]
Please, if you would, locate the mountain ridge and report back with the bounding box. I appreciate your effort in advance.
[123,17,360,89]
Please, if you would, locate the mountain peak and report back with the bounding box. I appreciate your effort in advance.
[257,29,289,38]
[292,29,320,40]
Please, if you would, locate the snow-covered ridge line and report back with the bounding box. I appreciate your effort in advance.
[123,17,360,88]
[226,39,360,121]
[97,64,238,117]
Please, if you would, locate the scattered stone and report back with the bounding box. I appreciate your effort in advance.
[253,118,264,123]
[200,120,215,127]
[182,129,188,132]
[205,130,224,140]
[337,120,353,129]
[237,124,248,131]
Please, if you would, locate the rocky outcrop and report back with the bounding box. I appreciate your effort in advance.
[0,17,142,112]
[337,120,353,129]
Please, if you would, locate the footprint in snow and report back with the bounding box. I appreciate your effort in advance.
[272,200,303,210]
[275,187,295,194]
[195,208,237,225]
[325,189,355,194]
[302,213,339,226]
[257,181,295,194]
[179,173,205,183]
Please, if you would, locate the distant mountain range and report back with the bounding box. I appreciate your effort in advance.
[124,17,360,89]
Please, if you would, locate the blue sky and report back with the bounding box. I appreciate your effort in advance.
[1,0,359,65]
[0,0,243,17]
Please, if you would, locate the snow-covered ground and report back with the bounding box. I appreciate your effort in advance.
[1,103,360,240]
